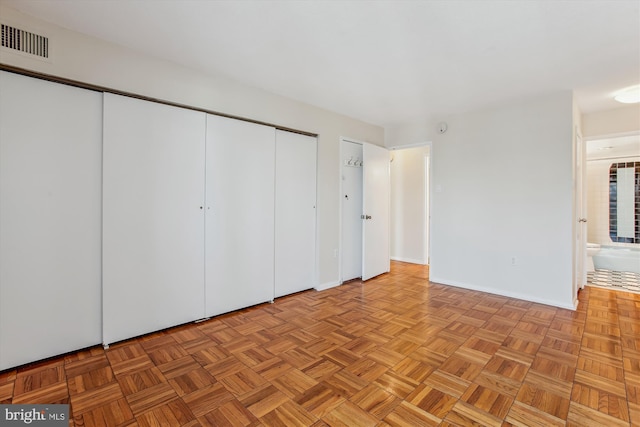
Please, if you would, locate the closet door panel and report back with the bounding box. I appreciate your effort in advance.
[205,115,275,316]
[0,71,102,370]
[103,94,206,345]
[275,131,317,297]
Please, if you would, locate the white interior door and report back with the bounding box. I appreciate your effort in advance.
[275,130,317,297]
[205,115,275,316]
[103,94,206,345]
[362,143,391,281]
[0,72,102,369]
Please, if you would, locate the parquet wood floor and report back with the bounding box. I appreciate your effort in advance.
[2,261,640,426]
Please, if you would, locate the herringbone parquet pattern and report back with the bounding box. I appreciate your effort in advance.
[1,261,639,426]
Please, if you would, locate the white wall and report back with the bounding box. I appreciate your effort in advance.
[429,92,576,309]
[582,104,640,138]
[0,4,384,288]
[390,146,428,264]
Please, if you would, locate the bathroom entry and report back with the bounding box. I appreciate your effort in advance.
[390,144,430,266]
[340,138,391,282]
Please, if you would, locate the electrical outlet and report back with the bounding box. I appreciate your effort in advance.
[511,256,517,266]
[334,249,338,258]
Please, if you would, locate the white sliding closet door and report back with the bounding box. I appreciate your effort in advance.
[0,71,102,370]
[103,94,206,345]
[275,131,317,297]
[206,115,275,316]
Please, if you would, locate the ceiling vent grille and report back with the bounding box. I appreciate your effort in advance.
[1,24,49,58]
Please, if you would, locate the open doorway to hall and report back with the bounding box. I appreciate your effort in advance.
[390,144,431,268]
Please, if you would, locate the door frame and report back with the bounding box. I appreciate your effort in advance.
[388,141,432,266]
[573,128,586,303]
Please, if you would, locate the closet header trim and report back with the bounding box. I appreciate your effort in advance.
[0,64,318,138]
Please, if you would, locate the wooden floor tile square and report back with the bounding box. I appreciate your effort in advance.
[324,370,368,398]
[11,381,69,404]
[267,368,316,399]
[149,339,189,366]
[529,355,576,382]
[65,354,111,378]
[484,354,529,381]
[571,382,630,422]
[135,398,195,426]
[204,355,247,379]
[322,400,378,427]
[218,367,268,396]
[295,382,346,418]
[299,359,340,382]
[462,336,501,356]
[373,370,420,399]
[238,383,290,418]
[70,382,124,415]
[252,357,294,381]
[473,370,522,397]
[439,355,484,381]
[350,383,400,419]
[168,367,216,397]
[516,382,570,419]
[182,383,235,417]
[460,383,513,419]
[197,398,259,426]
[125,382,177,415]
[406,383,457,418]
[260,400,317,426]
[73,397,134,427]
[390,357,434,383]
[443,400,504,427]
[505,400,565,427]
[67,365,115,395]
[382,400,441,427]
[566,401,630,427]
[116,366,165,396]
[14,363,65,395]
[0,382,14,403]
[423,369,471,399]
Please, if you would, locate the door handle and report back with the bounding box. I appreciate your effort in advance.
[361,215,372,220]
[578,218,587,223]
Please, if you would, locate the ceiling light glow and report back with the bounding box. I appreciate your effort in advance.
[614,85,640,104]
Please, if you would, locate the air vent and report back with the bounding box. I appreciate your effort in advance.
[1,24,48,58]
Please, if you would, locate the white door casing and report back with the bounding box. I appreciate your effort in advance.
[575,131,587,294]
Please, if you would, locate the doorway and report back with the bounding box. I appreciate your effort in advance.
[389,144,431,266]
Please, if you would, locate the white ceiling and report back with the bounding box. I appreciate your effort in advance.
[3,0,639,128]
[587,134,640,160]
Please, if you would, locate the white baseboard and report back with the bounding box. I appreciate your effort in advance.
[429,276,576,311]
[315,280,340,292]
[391,256,427,265]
